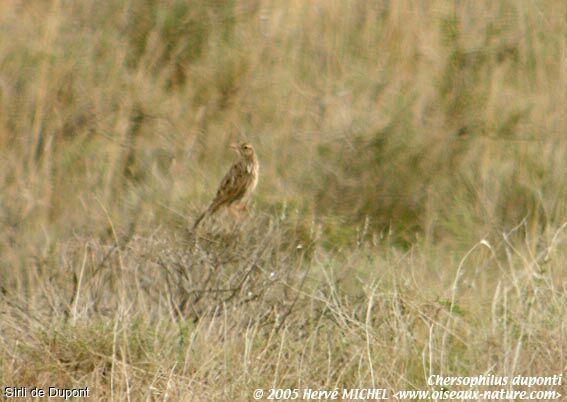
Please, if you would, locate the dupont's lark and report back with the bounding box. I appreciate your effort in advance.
[193,142,259,229]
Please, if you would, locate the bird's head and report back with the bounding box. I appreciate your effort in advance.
[230,142,255,158]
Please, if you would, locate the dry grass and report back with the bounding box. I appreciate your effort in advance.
[0,0,566,400]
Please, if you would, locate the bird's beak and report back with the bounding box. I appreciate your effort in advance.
[229,143,239,151]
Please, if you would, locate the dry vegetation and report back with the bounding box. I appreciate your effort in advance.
[0,0,566,400]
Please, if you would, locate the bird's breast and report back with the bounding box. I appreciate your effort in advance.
[247,159,259,193]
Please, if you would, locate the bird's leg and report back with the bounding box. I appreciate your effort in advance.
[236,203,251,221]
[229,204,242,221]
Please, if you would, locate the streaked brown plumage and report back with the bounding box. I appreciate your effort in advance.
[193,142,259,229]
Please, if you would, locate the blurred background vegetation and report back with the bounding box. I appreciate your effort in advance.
[1,0,565,251]
[0,0,565,399]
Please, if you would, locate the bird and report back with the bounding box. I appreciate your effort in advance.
[193,142,259,230]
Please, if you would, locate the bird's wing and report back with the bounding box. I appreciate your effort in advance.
[208,161,249,213]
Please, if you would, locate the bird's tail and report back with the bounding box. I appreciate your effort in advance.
[192,210,207,230]
[192,199,224,230]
